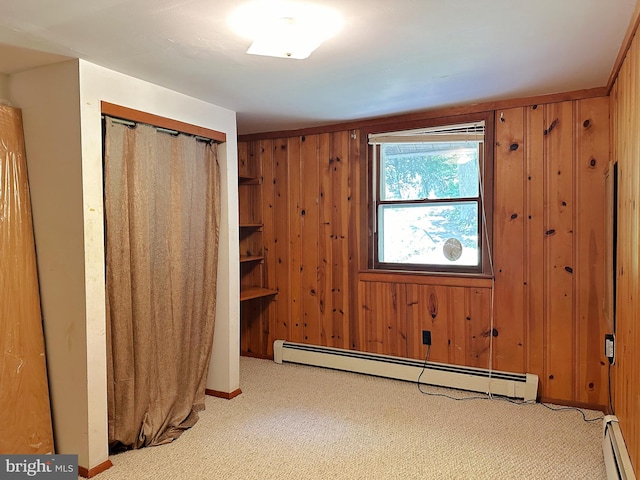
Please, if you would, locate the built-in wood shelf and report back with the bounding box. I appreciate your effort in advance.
[240,255,264,263]
[239,223,263,229]
[239,175,260,185]
[240,286,278,302]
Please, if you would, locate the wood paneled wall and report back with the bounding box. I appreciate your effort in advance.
[493,98,609,408]
[239,132,362,358]
[239,96,610,410]
[610,27,640,471]
[357,273,493,366]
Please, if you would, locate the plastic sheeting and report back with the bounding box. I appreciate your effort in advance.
[0,105,54,454]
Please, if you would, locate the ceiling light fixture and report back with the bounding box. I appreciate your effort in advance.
[229,0,343,59]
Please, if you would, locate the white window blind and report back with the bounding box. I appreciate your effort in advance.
[368,121,484,145]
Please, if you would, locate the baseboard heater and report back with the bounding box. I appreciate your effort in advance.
[274,341,538,402]
[603,415,637,480]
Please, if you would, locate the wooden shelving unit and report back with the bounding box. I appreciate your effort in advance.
[238,175,260,185]
[240,255,264,263]
[238,143,277,307]
[239,286,278,302]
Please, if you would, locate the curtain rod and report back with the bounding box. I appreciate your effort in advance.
[103,115,213,143]
[156,127,179,136]
[108,117,136,128]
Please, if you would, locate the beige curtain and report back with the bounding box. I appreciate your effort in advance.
[104,118,220,451]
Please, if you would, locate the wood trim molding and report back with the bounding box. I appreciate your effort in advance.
[607,0,640,93]
[362,110,495,278]
[78,459,113,478]
[359,270,493,289]
[538,397,608,416]
[238,87,607,141]
[240,352,274,360]
[205,388,242,400]
[101,101,226,143]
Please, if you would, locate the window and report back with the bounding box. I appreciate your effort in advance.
[368,115,493,274]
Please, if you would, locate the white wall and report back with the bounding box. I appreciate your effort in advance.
[77,57,241,422]
[9,61,90,464]
[78,60,240,469]
[9,59,240,471]
[0,74,8,102]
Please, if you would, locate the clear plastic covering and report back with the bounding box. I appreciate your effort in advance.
[0,105,54,453]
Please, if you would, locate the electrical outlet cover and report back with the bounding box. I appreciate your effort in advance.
[605,333,615,365]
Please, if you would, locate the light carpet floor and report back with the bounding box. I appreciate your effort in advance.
[92,357,607,479]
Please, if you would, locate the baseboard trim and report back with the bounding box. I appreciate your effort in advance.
[205,388,242,400]
[79,459,113,478]
[539,396,606,413]
[241,352,273,360]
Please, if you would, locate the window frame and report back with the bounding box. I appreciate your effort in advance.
[365,112,494,276]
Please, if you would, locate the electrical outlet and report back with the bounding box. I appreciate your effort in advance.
[605,333,615,365]
[422,330,432,346]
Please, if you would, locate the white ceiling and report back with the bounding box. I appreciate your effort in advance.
[0,0,635,134]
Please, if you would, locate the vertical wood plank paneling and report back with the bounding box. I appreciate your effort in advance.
[318,133,334,346]
[331,131,350,348]
[614,65,631,425]
[624,36,638,464]
[632,39,640,467]
[397,285,408,358]
[288,136,304,343]
[347,130,361,351]
[631,37,639,459]
[620,43,634,439]
[608,82,619,414]
[273,139,291,342]
[352,132,370,352]
[525,104,546,382]
[493,108,526,372]
[361,282,406,356]
[358,280,371,351]
[464,288,492,368]
[611,28,640,468]
[261,139,276,356]
[300,135,321,344]
[446,287,468,366]
[543,101,576,401]
[406,284,427,361]
[237,141,249,177]
[361,280,379,354]
[403,283,492,366]
[406,285,449,362]
[574,97,609,408]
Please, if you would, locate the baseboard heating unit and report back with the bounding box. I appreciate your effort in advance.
[274,341,538,402]
[603,415,637,480]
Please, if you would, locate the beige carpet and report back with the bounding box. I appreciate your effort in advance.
[92,357,606,479]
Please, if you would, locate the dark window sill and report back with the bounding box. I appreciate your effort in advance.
[359,269,494,288]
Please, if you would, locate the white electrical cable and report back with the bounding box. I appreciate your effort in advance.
[477,145,496,398]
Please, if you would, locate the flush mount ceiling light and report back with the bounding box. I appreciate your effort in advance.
[229,1,343,59]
